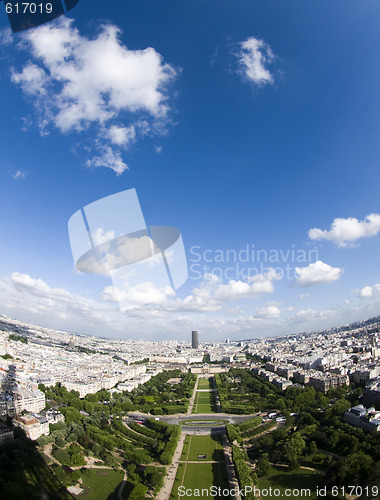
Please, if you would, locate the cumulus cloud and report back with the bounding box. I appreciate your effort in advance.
[182,271,279,311]
[103,282,175,307]
[237,37,274,86]
[254,303,281,319]
[86,147,128,176]
[295,308,335,320]
[358,284,380,298]
[0,272,129,336]
[107,125,136,147]
[295,260,343,287]
[213,276,274,302]
[11,63,48,96]
[101,269,279,313]
[91,228,116,247]
[104,273,220,313]
[9,272,72,301]
[1,270,380,341]
[10,18,177,174]
[308,214,380,247]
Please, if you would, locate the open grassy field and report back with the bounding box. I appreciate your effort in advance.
[180,435,224,462]
[198,378,213,389]
[170,463,231,499]
[77,469,124,500]
[194,391,217,413]
[170,435,231,499]
[258,465,324,500]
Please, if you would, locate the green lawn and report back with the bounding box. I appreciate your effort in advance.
[194,392,217,413]
[180,435,224,462]
[170,463,231,499]
[171,435,230,499]
[198,378,213,389]
[77,469,124,500]
[258,465,324,500]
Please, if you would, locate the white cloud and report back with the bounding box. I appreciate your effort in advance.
[185,270,278,310]
[213,277,274,302]
[0,272,128,336]
[102,282,175,307]
[299,293,310,300]
[358,283,380,298]
[11,169,27,180]
[237,37,274,86]
[107,125,136,147]
[1,270,380,341]
[295,260,343,287]
[21,116,33,132]
[11,63,48,96]
[97,271,278,314]
[308,214,380,247]
[10,18,177,174]
[9,272,72,302]
[295,308,316,318]
[109,269,280,314]
[92,228,116,247]
[0,28,13,47]
[254,304,281,319]
[295,307,335,320]
[359,286,373,298]
[86,147,128,175]
[76,233,163,276]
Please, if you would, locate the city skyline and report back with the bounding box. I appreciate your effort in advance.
[0,1,380,341]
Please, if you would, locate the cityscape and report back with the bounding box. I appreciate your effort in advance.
[0,313,379,498]
[1,0,380,499]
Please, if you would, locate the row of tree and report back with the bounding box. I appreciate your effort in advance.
[231,445,257,500]
[146,418,181,465]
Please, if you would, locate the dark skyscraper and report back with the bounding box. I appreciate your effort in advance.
[192,330,199,349]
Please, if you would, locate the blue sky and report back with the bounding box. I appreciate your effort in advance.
[1,0,380,341]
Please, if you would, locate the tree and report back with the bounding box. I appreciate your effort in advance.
[257,453,270,476]
[60,407,82,424]
[70,453,86,466]
[149,386,159,396]
[56,437,66,448]
[309,441,317,455]
[276,397,287,413]
[84,394,98,403]
[280,433,305,464]
[336,452,373,484]
[129,483,148,499]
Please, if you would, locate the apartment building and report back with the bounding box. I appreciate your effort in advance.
[363,378,380,408]
[308,373,348,393]
[344,405,380,433]
[0,422,14,444]
[13,414,49,440]
[0,388,45,417]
